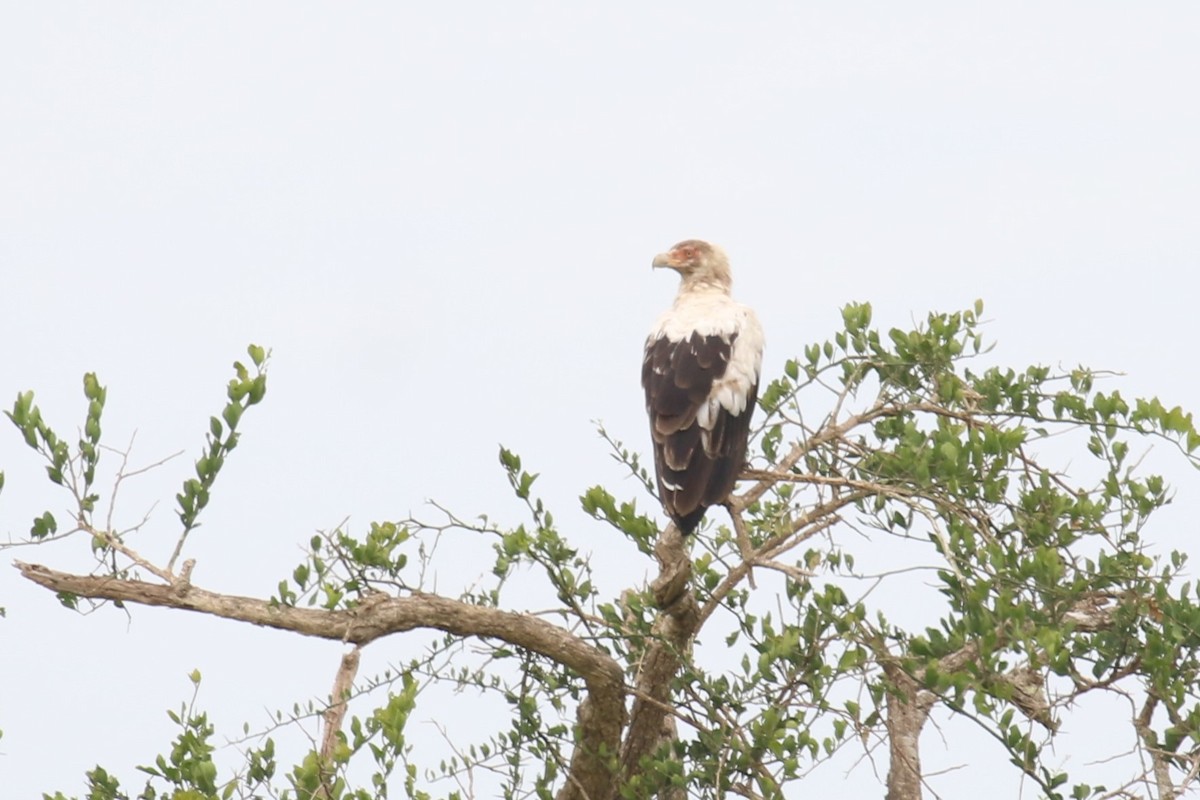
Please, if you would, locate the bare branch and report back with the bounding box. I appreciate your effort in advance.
[320,647,361,764]
[316,647,361,799]
[739,399,901,509]
[700,491,870,627]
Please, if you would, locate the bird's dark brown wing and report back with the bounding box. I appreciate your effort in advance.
[701,378,758,511]
[643,331,737,534]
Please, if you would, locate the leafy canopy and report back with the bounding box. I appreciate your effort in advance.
[4,305,1200,800]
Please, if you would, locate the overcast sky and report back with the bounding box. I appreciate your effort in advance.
[2,4,1199,798]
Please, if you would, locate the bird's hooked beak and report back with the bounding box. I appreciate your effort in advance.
[651,251,675,270]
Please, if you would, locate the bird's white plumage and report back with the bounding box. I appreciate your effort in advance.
[642,238,764,534]
[648,287,764,442]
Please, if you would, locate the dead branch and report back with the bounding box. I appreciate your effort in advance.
[320,647,361,764]
[317,647,361,799]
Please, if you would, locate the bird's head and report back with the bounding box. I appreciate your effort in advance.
[652,240,732,290]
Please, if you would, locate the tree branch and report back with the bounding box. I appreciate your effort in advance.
[318,646,361,799]
[14,561,626,800]
[740,400,898,509]
[1135,691,1178,800]
[882,664,936,800]
[320,647,361,762]
[618,525,698,794]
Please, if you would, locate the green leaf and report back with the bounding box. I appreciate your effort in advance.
[30,511,58,539]
[222,402,243,429]
[82,372,103,401]
[247,374,267,404]
[499,447,521,472]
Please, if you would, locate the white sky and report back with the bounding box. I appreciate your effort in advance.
[2,4,1199,798]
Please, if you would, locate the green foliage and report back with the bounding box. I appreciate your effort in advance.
[5,373,107,539]
[740,300,1200,798]
[43,674,275,800]
[276,520,414,610]
[494,447,596,612]
[176,346,270,537]
[4,346,269,586]
[580,484,658,554]
[282,672,424,800]
[9,308,1200,799]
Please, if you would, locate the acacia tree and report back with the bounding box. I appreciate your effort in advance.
[4,302,1200,800]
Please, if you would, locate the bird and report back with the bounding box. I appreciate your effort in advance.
[642,240,764,535]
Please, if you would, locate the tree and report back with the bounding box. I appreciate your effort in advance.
[4,302,1200,800]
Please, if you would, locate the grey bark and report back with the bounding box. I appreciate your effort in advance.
[15,560,626,800]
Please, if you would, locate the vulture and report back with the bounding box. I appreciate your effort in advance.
[642,240,764,534]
